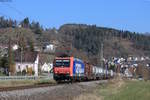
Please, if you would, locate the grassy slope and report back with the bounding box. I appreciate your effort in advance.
[74,79,150,100]
[99,79,150,100]
[104,81,150,100]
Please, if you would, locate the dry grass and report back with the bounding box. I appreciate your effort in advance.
[0,79,56,88]
[73,76,124,100]
[97,76,125,100]
[73,93,102,100]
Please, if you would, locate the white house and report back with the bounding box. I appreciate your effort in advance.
[41,63,53,72]
[141,57,145,61]
[124,68,133,78]
[12,44,19,51]
[43,43,56,53]
[14,51,39,76]
[0,44,8,57]
[39,53,54,73]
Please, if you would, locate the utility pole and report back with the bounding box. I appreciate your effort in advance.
[19,32,23,75]
[100,43,104,68]
[99,43,105,78]
[21,47,23,75]
[8,37,14,76]
[70,36,73,57]
[8,37,12,76]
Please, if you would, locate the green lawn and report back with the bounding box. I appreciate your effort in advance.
[99,80,150,100]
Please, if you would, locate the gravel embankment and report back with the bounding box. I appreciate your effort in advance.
[0,80,107,100]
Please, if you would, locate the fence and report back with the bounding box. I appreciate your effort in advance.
[0,74,53,81]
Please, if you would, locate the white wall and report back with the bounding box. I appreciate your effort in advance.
[41,63,53,72]
[15,63,34,72]
[34,54,39,76]
[15,55,39,76]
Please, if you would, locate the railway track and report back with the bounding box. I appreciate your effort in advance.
[0,83,57,92]
[0,81,74,92]
[0,80,107,92]
[0,80,107,100]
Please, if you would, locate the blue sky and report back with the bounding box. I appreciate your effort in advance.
[0,0,150,33]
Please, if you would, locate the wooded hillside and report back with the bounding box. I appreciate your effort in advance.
[0,17,150,60]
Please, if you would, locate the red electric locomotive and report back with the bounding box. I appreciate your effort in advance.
[53,57,85,81]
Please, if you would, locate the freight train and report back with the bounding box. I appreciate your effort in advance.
[53,57,113,82]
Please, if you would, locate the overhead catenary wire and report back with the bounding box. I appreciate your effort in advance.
[0,3,10,18]
[0,12,9,18]
[1,2,36,24]
[2,2,25,17]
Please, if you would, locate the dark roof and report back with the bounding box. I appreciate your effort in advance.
[14,51,38,63]
[39,53,55,65]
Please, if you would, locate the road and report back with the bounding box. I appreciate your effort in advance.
[0,80,107,100]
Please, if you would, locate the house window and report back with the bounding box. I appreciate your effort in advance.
[18,65,20,70]
[26,65,28,70]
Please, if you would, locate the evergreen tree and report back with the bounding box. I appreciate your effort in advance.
[20,17,30,28]
[30,21,42,34]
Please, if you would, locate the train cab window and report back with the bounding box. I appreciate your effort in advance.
[55,59,70,67]
[55,60,62,67]
[62,60,70,67]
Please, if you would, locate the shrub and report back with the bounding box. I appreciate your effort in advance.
[22,69,26,76]
[27,67,33,76]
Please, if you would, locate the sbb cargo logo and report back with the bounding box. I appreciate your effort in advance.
[75,63,84,74]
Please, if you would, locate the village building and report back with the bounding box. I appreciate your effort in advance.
[39,53,55,73]
[0,44,8,57]
[14,51,39,76]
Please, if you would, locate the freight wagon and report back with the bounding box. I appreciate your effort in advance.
[53,57,113,82]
